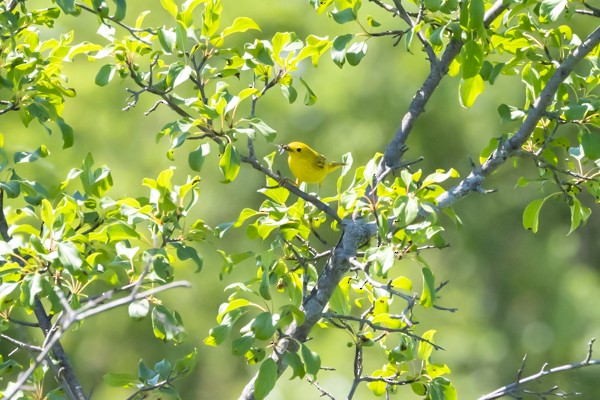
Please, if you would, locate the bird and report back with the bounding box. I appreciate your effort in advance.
[279,141,345,185]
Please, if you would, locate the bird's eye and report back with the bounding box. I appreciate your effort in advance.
[296,148,301,152]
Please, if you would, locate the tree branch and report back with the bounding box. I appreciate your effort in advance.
[0,191,87,400]
[377,0,508,181]
[436,26,600,208]
[4,281,190,400]
[76,2,154,45]
[237,219,376,400]
[31,298,88,400]
[478,339,600,400]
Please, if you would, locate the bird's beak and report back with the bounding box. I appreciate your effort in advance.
[278,144,291,154]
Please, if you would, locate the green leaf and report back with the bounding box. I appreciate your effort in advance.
[179,0,207,26]
[331,34,354,68]
[461,40,483,79]
[0,359,21,376]
[158,28,177,53]
[232,335,255,356]
[204,324,231,346]
[176,20,188,51]
[522,197,547,233]
[301,343,321,377]
[245,347,266,364]
[103,373,139,388]
[330,8,356,24]
[172,242,203,272]
[232,208,260,228]
[188,143,210,172]
[367,245,395,276]
[137,360,155,381]
[14,145,49,164]
[367,369,396,395]
[95,64,116,87]
[112,0,127,21]
[166,63,192,89]
[418,329,437,361]
[222,17,261,37]
[366,15,381,27]
[498,104,526,123]
[56,0,77,14]
[240,118,277,142]
[278,304,305,327]
[394,196,420,226]
[107,221,140,241]
[219,143,241,183]
[160,0,178,18]
[0,282,20,308]
[57,118,74,149]
[459,75,485,108]
[151,305,186,343]
[391,276,412,291]
[216,298,251,324]
[251,312,276,340]
[258,264,272,300]
[173,350,197,376]
[581,131,600,160]
[81,153,113,197]
[568,197,591,235]
[430,26,446,47]
[281,84,298,103]
[57,242,83,271]
[539,0,568,22]
[468,0,485,35]
[329,277,351,314]
[128,299,150,320]
[254,358,277,400]
[346,41,367,66]
[425,0,442,12]
[429,376,457,400]
[202,0,222,37]
[420,267,435,307]
[284,351,305,379]
[299,77,317,106]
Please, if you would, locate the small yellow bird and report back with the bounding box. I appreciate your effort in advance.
[279,141,345,185]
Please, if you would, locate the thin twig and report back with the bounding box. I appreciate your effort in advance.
[0,334,42,352]
[322,312,443,350]
[4,281,190,400]
[240,154,343,224]
[478,339,600,400]
[306,376,336,400]
[76,2,154,45]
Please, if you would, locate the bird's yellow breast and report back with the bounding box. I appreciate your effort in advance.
[288,154,328,184]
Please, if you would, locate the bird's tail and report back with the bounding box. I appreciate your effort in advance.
[328,161,345,171]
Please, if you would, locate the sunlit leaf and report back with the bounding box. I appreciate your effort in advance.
[459,74,485,108]
[219,143,241,183]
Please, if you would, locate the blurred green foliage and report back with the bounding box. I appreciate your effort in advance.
[0,0,599,399]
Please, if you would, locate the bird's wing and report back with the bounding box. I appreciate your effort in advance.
[313,154,327,170]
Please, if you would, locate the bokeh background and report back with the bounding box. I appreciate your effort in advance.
[3,1,599,399]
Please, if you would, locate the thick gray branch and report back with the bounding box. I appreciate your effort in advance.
[436,26,600,208]
[237,220,376,400]
[378,0,507,178]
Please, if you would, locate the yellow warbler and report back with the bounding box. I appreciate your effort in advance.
[279,141,345,184]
